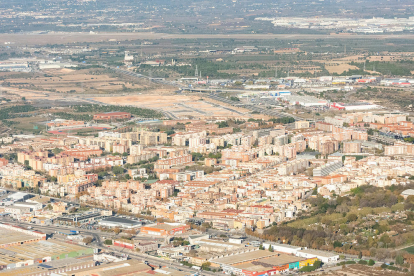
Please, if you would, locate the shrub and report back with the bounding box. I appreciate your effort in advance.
[358,260,368,265]
[368,259,375,266]
[345,261,356,265]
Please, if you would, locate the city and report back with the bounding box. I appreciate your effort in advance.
[1,0,414,276]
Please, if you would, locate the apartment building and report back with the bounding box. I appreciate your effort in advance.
[343,141,362,153]
[154,154,192,170]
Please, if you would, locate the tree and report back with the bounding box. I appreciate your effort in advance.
[358,251,363,259]
[379,234,391,245]
[395,254,404,265]
[112,166,124,175]
[259,244,264,250]
[368,259,375,266]
[313,260,322,269]
[113,227,121,234]
[201,262,211,271]
[52,147,64,155]
[347,213,358,222]
[83,237,93,244]
[268,245,274,252]
[333,241,342,248]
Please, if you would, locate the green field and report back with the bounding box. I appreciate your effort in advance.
[402,246,414,254]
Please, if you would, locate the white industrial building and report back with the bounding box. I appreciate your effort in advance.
[263,243,302,254]
[296,249,339,263]
[98,217,142,229]
[262,243,339,263]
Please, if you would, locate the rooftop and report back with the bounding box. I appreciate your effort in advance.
[235,254,307,271]
[298,248,339,257]
[0,227,40,247]
[144,224,178,231]
[212,250,279,265]
[100,217,141,226]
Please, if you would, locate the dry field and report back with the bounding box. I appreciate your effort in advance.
[93,94,253,120]
[0,68,176,105]
[305,264,408,276]
[4,68,151,94]
[325,63,360,74]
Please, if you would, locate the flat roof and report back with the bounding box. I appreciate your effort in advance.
[298,249,339,257]
[100,217,141,226]
[268,243,302,250]
[0,240,90,266]
[213,250,279,265]
[144,223,186,231]
[0,228,40,247]
[72,259,149,276]
[235,254,306,271]
[95,111,130,115]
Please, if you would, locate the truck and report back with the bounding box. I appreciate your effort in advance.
[192,266,201,271]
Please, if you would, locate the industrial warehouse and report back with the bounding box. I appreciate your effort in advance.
[0,223,94,270]
[98,217,142,229]
[140,222,190,236]
[210,250,318,276]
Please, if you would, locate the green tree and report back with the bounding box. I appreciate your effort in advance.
[201,262,211,271]
[52,147,64,155]
[268,245,274,252]
[259,244,264,250]
[112,166,124,175]
[395,254,404,265]
[347,213,358,222]
[368,259,375,266]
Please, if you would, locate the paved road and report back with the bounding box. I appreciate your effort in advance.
[1,219,213,275]
[206,93,303,120]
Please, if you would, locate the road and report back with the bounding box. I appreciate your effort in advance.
[206,93,303,120]
[1,219,214,276]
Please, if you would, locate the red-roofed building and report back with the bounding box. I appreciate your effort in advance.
[93,112,131,121]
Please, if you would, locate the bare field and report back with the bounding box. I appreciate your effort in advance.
[1,32,414,46]
[305,264,407,276]
[1,68,176,101]
[5,68,150,94]
[325,64,359,74]
[93,94,252,119]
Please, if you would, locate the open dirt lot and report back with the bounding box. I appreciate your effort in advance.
[93,94,253,119]
[306,264,407,276]
[325,63,360,74]
[3,68,153,94]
